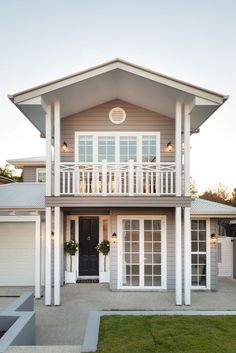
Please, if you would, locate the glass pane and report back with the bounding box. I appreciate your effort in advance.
[153,265,161,275]
[144,277,152,286]
[153,220,161,230]
[144,231,152,241]
[144,254,152,263]
[132,242,139,252]
[199,276,206,286]
[153,242,161,252]
[153,254,161,263]
[191,242,198,252]
[144,242,152,252]
[70,220,75,241]
[144,265,152,275]
[132,220,139,230]
[153,231,161,241]
[192,275,198,285]
[199,231,206,241]
[191,231,198,241]
[191,220,198,230]
[132,265,139,275]
[199,242,206,252]
[125,242,131,252]
[131,231,139,241]
[132,276,139,286]
[144,220,152,230]
[153,276,161,286]
[199,220,206,230]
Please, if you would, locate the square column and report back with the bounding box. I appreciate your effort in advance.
[184,105,190,196]
[184,207,191,305]
[175,207,182,305]
[54,101,61,196]
[54,207,61,305]
[175,101,182,196]
[45,207,52,305]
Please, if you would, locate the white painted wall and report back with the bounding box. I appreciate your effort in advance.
[218,237,233,277]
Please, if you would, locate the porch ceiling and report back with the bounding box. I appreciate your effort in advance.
[9,59,228,135]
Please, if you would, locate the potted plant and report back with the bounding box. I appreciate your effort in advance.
[97,240,110,283]
[64,240,79,284]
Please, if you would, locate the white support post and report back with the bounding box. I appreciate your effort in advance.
[175,207,182,305]
[184,207,191,305]
[184,105,190,196]
[54,207,61,306]
[128,160,134,196]
[45,207,52,305]
[45,105,52,196]
[175,102,182,196]
[54,101,61,196]
[102,160,107,196]
[35,216,41,299]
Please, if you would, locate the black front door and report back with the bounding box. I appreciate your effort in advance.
[79,217,99,276]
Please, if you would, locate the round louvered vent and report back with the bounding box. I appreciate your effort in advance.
[109,107,126,124]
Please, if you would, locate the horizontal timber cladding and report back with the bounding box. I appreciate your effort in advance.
[45,196,191,208]
[61,99,175,163]
[23,166,37,182]
[109,208,175,290]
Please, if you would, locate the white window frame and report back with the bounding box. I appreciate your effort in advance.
[36,168,46,183]
[117,215,167,290]
[190,217,211,290]
[74,131,160,164]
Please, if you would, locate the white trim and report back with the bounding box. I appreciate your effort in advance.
[184,105,190,196]
[0,215,41,299]
[184,207,191,305]
[12,59,226,105]
[54,207,61,305]
[36,168,46,183]
[45,207,52,305]
[175,207,182,305]
[45,104,52,196]
[109,107,126,124]
[74,131,160,164]
[190,218,211,290]
[54,101,61,196]
[117,215,167,290]
[175,102,182,196]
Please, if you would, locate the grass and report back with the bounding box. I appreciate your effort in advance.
[95,315,236,353]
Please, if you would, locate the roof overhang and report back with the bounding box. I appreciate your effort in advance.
[9,58,228,135]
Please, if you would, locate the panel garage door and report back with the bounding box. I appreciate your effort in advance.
[0,222,35,286]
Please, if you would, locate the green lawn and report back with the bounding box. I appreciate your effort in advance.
[95,315,236,353]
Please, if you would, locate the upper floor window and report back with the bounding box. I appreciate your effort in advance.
[75,132,160,164]
[36,168,46,183]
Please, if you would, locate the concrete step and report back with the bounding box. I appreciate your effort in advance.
[6,345,81,353]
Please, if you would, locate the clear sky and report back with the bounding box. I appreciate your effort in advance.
[0,0,235,193]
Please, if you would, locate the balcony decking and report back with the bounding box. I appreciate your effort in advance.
[60,161,176,196]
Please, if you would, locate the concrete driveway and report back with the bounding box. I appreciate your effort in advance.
[1,278,236,346]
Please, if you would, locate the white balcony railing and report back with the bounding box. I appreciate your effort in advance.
[60,161,176,196]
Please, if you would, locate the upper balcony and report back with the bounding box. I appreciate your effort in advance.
[60,161,176,196]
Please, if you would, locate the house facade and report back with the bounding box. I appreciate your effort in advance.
[1,59,235,307]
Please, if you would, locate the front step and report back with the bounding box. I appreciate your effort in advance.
[6,345,81,353]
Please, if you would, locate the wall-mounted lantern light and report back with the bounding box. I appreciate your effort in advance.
[111,232,117,244]
[62,141,68,152]
[167,141,173,152]
[210,233,217,244]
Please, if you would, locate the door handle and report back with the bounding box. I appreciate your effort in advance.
[87,236,91,241]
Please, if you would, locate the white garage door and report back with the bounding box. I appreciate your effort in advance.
[0,222,35,286]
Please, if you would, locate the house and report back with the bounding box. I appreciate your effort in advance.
[1,59,236,307]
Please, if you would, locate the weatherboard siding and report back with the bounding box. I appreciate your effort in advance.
[61,99,175,163]
[23,167,37,182]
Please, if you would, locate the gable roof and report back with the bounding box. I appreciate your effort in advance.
[191,198,236,216]
[9,59,228,135]
[7,156,45,168]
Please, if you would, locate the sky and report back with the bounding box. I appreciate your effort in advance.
[0,0,235,193]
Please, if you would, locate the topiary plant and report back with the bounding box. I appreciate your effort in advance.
[96,240,110,272]
[64,240,79,272]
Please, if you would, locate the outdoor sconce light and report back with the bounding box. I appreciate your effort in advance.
[166,141,173,152]
[62,141,68,152]
[111,232,117,244]
[210,233,217,244]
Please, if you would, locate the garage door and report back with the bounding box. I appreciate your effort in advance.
[0,222,35,286]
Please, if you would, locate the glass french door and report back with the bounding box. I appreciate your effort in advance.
[120,217,166,289]
[191,219,209,289]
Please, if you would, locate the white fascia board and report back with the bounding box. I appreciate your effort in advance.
[12,62,119,104]
[191,212,236,217]
[11,59,227,105]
